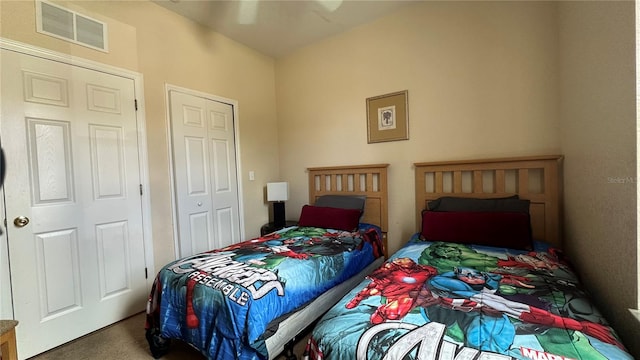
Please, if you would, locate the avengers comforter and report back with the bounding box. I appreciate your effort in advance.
[145,224,383,360]
[307,235,633,360]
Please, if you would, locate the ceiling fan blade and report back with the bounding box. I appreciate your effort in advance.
[316,0,343,13]
[238,0,258,25]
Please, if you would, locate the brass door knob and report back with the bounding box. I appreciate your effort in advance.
[13,216,29,227]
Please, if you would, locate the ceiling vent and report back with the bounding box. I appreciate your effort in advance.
[36,0,108,52]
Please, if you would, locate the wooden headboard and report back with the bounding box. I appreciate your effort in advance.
[308,164,389,256]
[414,155,563,248]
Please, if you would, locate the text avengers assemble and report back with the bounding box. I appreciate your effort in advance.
[359,322,574,360]
[167,252,284,306]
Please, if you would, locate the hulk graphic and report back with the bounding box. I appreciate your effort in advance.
[419,241,499,272]
[416,242,623,358]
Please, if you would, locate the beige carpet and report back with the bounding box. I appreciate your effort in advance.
[29,312,309,360]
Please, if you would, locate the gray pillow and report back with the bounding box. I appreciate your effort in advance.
[427,196,530,213]
[314,195,366,212]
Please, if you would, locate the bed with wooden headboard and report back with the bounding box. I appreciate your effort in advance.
[308,163,389,256]
[146,164,390,360]
[308,155,634,360]
[414,155,563,248]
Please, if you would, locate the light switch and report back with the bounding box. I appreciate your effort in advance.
[249,171,255,181]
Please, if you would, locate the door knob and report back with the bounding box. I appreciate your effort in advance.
[13,216,29,227]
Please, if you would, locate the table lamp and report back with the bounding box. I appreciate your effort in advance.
[267,182,289,228]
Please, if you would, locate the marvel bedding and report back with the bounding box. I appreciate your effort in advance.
[146,220,384,360]
[307,235,632,360]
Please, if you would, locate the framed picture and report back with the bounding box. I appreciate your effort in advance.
[366,90,409,143]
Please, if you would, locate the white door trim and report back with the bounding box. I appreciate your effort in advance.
[164,83,245,259]
[0,38,155,314]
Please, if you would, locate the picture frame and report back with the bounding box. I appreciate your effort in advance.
[366,90,409,143]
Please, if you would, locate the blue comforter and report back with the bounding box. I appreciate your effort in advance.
[146,225,383,359]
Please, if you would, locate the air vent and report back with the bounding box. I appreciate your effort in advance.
[36,0,108,52]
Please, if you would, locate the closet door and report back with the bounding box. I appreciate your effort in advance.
[169,90,241,257]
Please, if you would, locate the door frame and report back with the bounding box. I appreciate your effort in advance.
[0,38,155,318]
[164,84,245,259]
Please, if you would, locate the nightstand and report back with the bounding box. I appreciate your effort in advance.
[260,221,298,236]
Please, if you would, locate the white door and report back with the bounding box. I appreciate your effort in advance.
[0,49,148,359]
[169,90,241,257]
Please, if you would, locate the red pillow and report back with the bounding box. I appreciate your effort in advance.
[420,210,533,250]
[298,205,362,231]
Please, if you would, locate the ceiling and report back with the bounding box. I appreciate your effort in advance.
[152,0,414,58]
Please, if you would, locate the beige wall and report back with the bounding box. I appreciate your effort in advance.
[276,1,639,357]
[558,1,639,356]
[276,1,561,256]
[0,0,280,270]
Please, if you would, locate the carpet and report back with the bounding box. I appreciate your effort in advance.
[29,312,309,360]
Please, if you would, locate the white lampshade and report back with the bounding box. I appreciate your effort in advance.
[267,182,289,202]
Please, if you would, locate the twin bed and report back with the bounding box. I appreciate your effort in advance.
[146,156,634,360]
[146,164,389,360]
